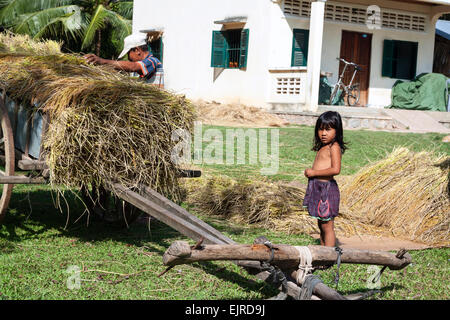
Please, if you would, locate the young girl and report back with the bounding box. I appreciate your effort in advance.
[303,111,347,247]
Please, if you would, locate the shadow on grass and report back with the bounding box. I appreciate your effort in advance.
[0,188,304,299]
[338,283,404,300]
[0,188,183,248]
[191,261,279,299]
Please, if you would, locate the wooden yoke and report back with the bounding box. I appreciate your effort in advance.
[162,240,412,300]
[163,241,412,271]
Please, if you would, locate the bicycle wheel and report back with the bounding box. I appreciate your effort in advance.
[347,84,360,106]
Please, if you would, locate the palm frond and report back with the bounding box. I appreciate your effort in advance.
[81,4,109,50]
[33,8,87,41]
[0,0,75,26]
[14,5,85,38]
[81,4,131,51]
[112,1,133,20]
[106,10,132,57]
[106,9,132,41]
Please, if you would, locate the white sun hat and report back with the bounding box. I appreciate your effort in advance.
[118,33,147,59]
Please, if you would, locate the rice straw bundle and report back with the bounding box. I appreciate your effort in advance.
[340,147,449,246]
[182,175,306,225]
[181,175,364,236]
[183,147,449,247]
[0,33,195,201]
[0,32,61,56]
[194,99,289,127]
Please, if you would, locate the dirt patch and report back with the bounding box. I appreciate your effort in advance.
[193,99,290,128]
[311,234,435,251]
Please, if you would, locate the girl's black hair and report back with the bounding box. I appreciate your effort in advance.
[312,111,347,153]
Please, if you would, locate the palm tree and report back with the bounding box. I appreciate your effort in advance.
[0,0,133,58]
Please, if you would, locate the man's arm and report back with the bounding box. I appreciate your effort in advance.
[84,54,142,74]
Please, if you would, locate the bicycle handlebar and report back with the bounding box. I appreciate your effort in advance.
[336,57,361,69]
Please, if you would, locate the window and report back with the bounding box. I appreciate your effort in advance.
[211,29,249,69]
[149,38,163,62]
[291,29,309,67]
[382,39,418,80]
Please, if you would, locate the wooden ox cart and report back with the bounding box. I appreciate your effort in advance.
[0,91,203,226]
[0,92,412,300]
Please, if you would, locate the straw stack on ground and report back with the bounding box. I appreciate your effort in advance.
[194,99,289,128]
[340,147,449,246]
[183,147,449,247]
[181,175,366,236]
[0,33,195,202]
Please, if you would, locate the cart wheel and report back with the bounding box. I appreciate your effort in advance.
[0,93,15,223]
[80,183,140,228]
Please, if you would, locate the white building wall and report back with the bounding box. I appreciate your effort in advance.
[273,0,437,108]
[133,0,441,109]
[133,0,280,107]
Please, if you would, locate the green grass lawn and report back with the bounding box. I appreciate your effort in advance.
[0,125,449,300]
[194,124,449,182]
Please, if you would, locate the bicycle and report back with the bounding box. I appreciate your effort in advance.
[329,58,362,106]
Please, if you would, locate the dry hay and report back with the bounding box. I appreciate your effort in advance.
[183,148,449,247]
[181,175,365,236]
[0,32,61,56]
[0,33,195,202]
[193,99,289,128]
[340,147,449,247]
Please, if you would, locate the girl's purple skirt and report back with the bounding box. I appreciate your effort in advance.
[302,178,340,221]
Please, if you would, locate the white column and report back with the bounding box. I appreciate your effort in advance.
[305,0,326,112]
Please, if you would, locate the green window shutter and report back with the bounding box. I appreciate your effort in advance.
[149,38,163,62]
[382,39,394,77]
[291,29,309,67]
[239,29,249,69]
[395,41,417,80]
[211,31,227,68]
[159,40,163,63]
[395,41,418,80]
[384,40,418,80]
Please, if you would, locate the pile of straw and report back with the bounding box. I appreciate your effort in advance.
[183,175,306,225]
[183,148,449,246]
[181,175,365,236]
[193,99,289,128]
[340,147,449,246]
[0,33,195,201]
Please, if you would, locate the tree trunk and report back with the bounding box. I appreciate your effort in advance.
[95,29,102,56]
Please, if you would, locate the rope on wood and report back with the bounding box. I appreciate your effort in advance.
[294,246,313,285]
[298,275,323,300]
[260,240,289,299]
[334,246,343,289]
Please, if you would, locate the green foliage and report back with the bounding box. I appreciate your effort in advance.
[0,0,132,58]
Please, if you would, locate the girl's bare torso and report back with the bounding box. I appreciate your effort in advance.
[312,145,333,181]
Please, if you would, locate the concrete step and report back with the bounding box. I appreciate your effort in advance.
[272,107,406,131]
[383,109,450,134]
[271,105,450,133]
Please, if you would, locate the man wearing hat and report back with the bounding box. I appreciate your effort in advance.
[84,33,164,88]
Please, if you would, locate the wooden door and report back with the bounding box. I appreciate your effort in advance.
[339,31,372,106]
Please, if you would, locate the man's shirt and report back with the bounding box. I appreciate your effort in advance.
[137,54,162,78]
[137,54,164,87]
